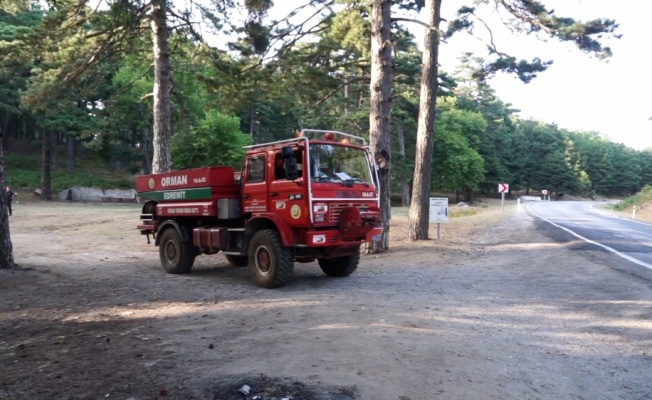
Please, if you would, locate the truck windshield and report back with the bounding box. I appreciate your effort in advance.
[309,143,373,186]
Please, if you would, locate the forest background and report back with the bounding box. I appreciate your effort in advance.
[0,0,649,210]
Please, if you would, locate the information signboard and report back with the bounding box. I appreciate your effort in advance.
[429,197,449,223]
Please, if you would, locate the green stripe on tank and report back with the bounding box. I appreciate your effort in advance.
[138,187,212,201]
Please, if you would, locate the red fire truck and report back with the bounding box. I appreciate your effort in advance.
[135,129,382,288]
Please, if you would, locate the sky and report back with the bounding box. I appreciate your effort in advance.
[404,1,652,150]
[266,1,652,151]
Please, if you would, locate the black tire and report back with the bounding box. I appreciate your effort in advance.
[247,229,294,288]
[318,248,360,277]
[159,228,196,274]
[225,254,248,267]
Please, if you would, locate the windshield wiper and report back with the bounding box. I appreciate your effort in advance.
[343,178,369,187]
[311,176,332,182]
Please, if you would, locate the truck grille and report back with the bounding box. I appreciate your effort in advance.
[327,203,364,223]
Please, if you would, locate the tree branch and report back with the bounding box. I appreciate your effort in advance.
[316,76,369,106]
[472,12,510,58]
[392,17,444,35]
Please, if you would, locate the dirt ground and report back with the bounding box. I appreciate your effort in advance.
[1,198,651,400]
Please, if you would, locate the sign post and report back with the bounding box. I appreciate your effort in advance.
[498,183,509,211]
[429,197,449,240]
[542,189,548,201]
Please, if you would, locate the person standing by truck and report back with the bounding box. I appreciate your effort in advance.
[5,187,16,216]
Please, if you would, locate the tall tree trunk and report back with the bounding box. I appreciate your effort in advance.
[0,138,16,269]
[397,122,410,207]
[366,0,392,253]
[66,133,75,173]
[50,130,58,169]
[344,75,350,116]
[1,113,9,151]
[249,102,256,143]
[41,130,52,200]
[407,0,441,241]
[465,188,474,203]
[150,0,172,174]
[26,117,35,142]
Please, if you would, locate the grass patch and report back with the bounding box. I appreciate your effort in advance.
[450,208,478,217]
[611,185,652,211]
[5,151,135,193]
[391,202,489,219]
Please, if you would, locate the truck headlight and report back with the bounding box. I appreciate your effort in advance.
[313,203,328,214]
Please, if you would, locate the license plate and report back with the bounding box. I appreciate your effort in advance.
[372,234,381,241]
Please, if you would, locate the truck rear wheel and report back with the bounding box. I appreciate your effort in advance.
[225,254,248,267]
[318,248,360,277]
[248,229,294,288]
[159,228,196,274]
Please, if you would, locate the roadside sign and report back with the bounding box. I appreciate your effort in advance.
[429,197,449,223]
[542,189,548,195]
[498,182,509,211]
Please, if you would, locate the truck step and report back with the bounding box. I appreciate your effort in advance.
[140,213,154,221]
[227,228,245,232]
[222,251,246,256]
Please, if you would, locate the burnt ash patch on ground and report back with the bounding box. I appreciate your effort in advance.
[206,374,357,400]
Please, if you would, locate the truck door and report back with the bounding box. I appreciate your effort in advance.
[269,150,309,226]
[242,153,268,213]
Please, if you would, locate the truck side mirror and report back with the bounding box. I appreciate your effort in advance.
[281,146,299,180]
[281,146,294,158]
[285,157,299,180]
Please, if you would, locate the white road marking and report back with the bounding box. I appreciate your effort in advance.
[547,218,596,221]
[588,204,652,228]
[549,205,652,239]
[569,227,652,237]
[527,204,652,271]
[589,228,635,231]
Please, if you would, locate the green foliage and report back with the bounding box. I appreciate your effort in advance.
[0,4,42,143]
[567,131,617,194]
[0,0,641,205]
[612,186,652,211]
[445,1,620,83]
[5,152,133,192]
[432,127,485,191]
[9,169,133,192]
[4,152,39,169]
[609,143,641,195]
[449,208,478,218]
[483,57,553,84]
[171,111,250,170]
[513,120,579,194]
[432,98,486,191]
[453,62,519,193]
[638,150,652,187]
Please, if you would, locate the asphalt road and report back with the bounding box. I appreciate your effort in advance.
[525,200,652,283]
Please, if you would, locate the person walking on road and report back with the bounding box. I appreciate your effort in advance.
[5,186,17,216]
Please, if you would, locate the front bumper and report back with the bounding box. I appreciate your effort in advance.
[305,226,383,247]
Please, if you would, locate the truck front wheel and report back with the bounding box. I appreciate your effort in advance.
[159,228,196,274]
[248,229,294,288]
[318,248,360,277]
